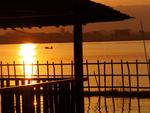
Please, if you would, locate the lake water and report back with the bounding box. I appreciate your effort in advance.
[0,40,150,113]
[0,40,150,63]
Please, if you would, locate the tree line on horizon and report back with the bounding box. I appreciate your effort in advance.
[0,29,150,44]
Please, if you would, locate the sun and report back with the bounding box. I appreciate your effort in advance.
[19,43,36,78]
[19,44,35,63]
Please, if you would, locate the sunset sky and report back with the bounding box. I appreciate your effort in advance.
[93,0,150,6]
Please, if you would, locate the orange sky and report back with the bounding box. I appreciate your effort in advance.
[93,0,150,6]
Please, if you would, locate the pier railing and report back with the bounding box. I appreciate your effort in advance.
[0,60,150,97]
[0,79,78,113]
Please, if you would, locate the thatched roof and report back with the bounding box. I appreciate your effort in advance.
[0,0,132,29]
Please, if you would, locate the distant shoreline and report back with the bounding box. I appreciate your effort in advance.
[0,38,149,44]
[1,29,150,44]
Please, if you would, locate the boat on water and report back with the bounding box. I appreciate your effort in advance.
[44,46,53,49]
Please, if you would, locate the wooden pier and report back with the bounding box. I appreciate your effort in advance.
[0,79,80,113]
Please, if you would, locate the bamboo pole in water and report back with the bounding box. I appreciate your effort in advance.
[13,61,19,86]
[121,60,125,92]
[46,61,49,79]
[136,60,139,93]
[6,63,10,87]
[22,61,25,85]
[71,60,74,78]
[127,61,131,92]
[52,62,56,79]
[97,60,101,93]
[0,61,4,88]
[37,61,40,83]
[86,60,90,92]
[104,62,106,92]
[111,60,114,91]
[111,60,115,113]
[61,60,64,78]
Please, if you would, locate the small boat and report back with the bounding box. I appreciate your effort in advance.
[44,46,53,49]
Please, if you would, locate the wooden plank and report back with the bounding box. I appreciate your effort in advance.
[15,91,21,113]
[22,87,35,113]
[1,90,14,113]
[54,84,59,113]
[36,86,41,113]
[49,85,54,113]
[43,86,50,113]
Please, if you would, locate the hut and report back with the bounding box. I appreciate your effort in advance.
[0,0,132,113]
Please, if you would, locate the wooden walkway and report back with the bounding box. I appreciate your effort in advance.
[0,79,79,113]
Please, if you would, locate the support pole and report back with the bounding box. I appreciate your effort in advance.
[73,23,84,113]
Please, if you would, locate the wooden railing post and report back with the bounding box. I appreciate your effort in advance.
[36,86,41,113]
[43,85,50,113]
[22,87,35,113]
[1,90,14,113]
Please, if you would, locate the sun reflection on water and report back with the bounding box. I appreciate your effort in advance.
[19,43,36,78]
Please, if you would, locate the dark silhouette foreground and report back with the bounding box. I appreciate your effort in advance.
[0,0,131,28]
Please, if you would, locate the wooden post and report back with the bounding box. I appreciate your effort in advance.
[52,62,56,79]
[97,60,101,93]
[0,61,4,88]
[60,60,63,78]
[86,60,90,92]
[136,60,139,93]
[6,63,10,87]
[104,62,106,92]
[1,90,14,113]
[71,60,74,78]
[111,60,114,91]
[127,62,131,92]
[47,61,49,79]
[22,87,35,113]
[37,61,40,83]
[121,60,124,92]
[73,23,84,113]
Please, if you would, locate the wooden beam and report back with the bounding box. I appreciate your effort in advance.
[73,23,84,113]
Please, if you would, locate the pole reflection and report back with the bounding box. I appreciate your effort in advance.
[85,96,147,113]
